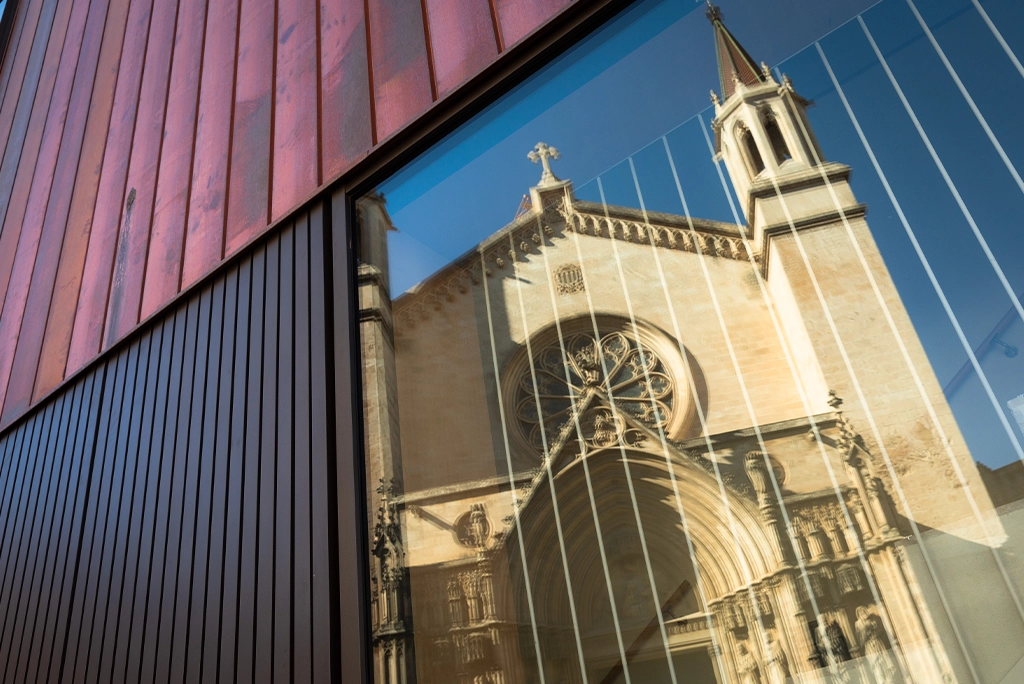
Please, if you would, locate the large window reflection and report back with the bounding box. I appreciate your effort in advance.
[359,1,1024,682]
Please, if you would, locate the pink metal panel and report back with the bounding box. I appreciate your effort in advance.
[105,0,188,344]
[271,0,321,220]
[424,0,498,97]
[181,0,240,288]
[136,0,206,323]
[367,0,433,141]
[67,0,157,375]
[0,0,92,419]
[2,0,120,423]
[224,0,274,256]
[0,0,46,162]
[0,0,73,314]
[33,0,133,401]
[319,0,372,182]
[495,0,571,48]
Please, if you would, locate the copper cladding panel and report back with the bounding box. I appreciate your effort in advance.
[0,0,575,425]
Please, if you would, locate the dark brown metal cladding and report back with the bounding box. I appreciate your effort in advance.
[0,205,340,683]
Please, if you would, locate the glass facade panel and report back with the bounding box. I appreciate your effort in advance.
[357,1,1024,682]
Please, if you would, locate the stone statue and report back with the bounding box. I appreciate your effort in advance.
[856,606,900,684]
[736,641,762,684]
[466,504,489,547]
[826,620,852,662]
[765,630,790,684]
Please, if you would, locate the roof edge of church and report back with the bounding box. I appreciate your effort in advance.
[393,199,744,307]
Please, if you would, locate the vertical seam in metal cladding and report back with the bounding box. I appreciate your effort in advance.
[27,0,120,409]
[134,306,184,683]
[362,0,375,145]
[0,398,58,681]
[108,320,166,682]
[10,388,70,682]
[150,295,198,684]
[267,0,278,226]
[260,234,280,684]
[0,0,37,165]
[60,350,121,684]
[0,402,54,679]
[307,202,331,684]
[196,272,231,684]
[487,0,505,52]
[168,285,212,684]
[44,372,99,683]
[0,416,38,659]
[0,0,63,278]
[0,0,90,422]
[0,412,24,574]
[314,0,323,185]
[10,378,78,682]
[174,0,212,295]
[86,338,144,684]
[221,0,244,263]
[123,313,176,682]
[36,384,85,681]
[92,0,159,366]
[0,0,30,118]
[221,255,251,682]
[183,279,225,683]
[292,214,311,684]
[418,0,437,101]
[278,219,295,684]
[0,411,39,679]
[33,0,132,400]
[0,0,49,196]
[134,0,182,328]
[95,331,155,683]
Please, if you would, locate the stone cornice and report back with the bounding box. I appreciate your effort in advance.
[392,196,756,331]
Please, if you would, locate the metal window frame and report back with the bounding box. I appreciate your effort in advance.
[325,1,638,682]
[0,0,21,70]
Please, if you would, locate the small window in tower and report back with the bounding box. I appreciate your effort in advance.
[763,110,791,164]
[740,126,765,176]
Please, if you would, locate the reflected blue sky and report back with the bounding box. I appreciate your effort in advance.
[376,0,1024,469]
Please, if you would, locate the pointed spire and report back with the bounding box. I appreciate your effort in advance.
[707,2,768,100]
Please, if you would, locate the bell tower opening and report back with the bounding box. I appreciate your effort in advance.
[761,108,791,164]
[740,124,765,176]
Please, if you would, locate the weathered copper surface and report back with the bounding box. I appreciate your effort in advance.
[0,0,573,428]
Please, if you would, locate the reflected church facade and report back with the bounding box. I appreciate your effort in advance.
[358,7,1021,683]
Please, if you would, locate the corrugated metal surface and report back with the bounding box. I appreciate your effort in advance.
[0,207,339,683]
[0,0,575,427]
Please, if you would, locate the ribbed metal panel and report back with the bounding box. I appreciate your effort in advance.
[0,206,340,683]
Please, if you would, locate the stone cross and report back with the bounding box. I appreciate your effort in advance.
[528,142,561,186]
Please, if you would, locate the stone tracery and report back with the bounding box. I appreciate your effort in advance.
[512,327,677,455]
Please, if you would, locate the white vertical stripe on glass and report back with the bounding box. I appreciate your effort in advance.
[858,16,1024,346]
[506,231,613,684]
[691,119,914,674]
[970,0,1024,81]
[780,39,1024,632]
[478,248,548,684]
[561,184,732,682]
[532,209,679,684]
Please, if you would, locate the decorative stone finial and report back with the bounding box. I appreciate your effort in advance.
[827,390,843,411]
[761,61,773,79]
[710,89,720,105]
[706,1,723,23]
[528,142,562,186]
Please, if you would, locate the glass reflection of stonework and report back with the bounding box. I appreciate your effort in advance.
[514,329,673,451]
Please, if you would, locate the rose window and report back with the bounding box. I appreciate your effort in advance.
[513,329,675,452]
